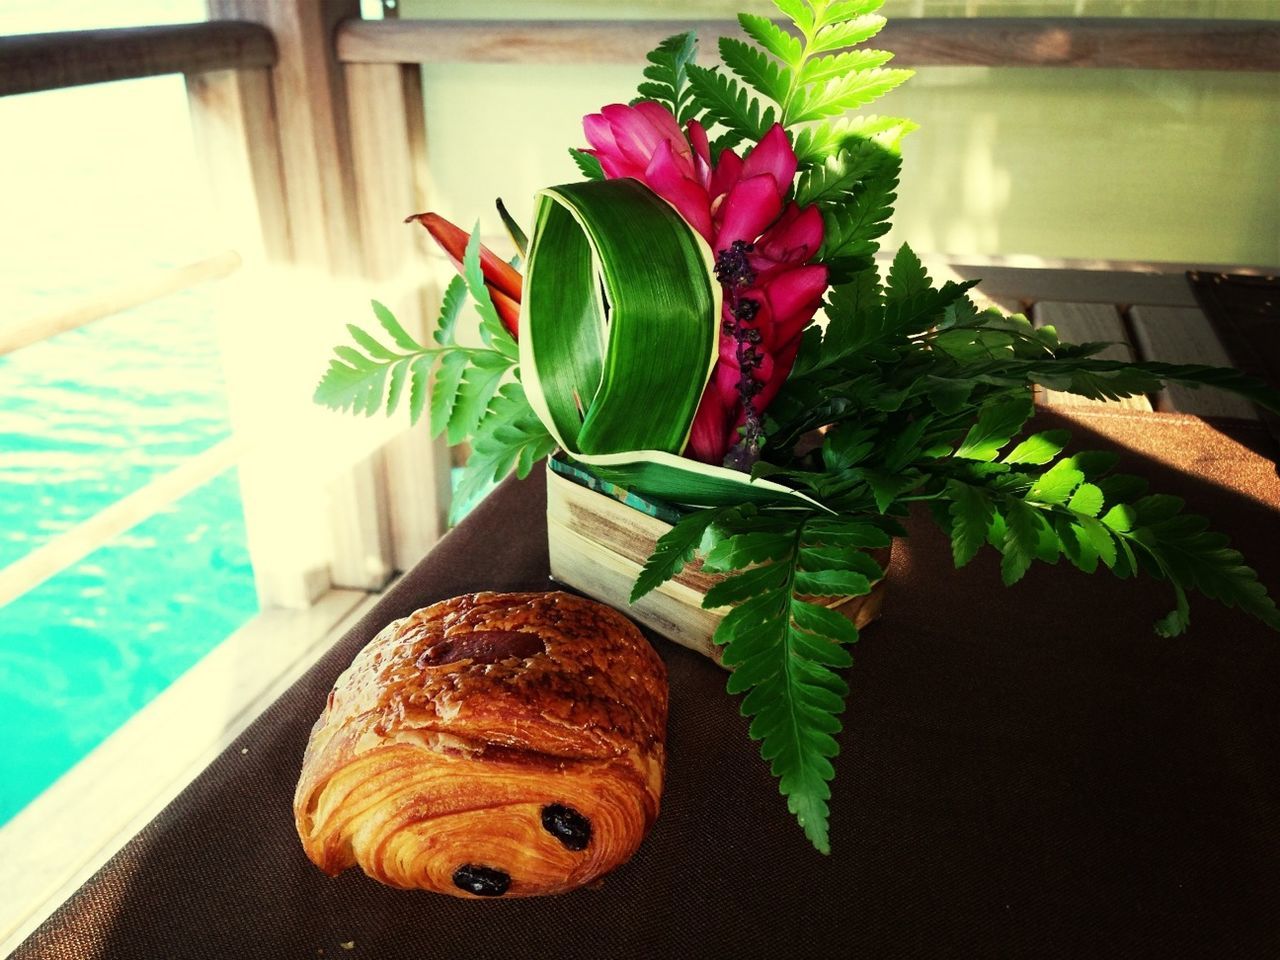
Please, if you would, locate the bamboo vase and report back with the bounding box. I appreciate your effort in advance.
[545,458,890,666]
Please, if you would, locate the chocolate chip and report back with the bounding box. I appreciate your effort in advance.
[452,864,510,896]
[541,804,592,851]
[417,631,546,667]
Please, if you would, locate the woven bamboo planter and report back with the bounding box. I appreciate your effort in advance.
[546,457,890,666]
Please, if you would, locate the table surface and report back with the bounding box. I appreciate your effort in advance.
[14,408,1280,960]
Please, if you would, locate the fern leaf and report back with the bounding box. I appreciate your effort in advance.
[450,383,557,523]
[947,479,992,567]
[371,299,421,352]
[788,68,913,124]
[429,351,467,438]
[385,356,411,416]
[793,137,884,206]
[819,267,885,359]
[999,498,1040,585]
[462,223,506,345]
[1027,460,1085,505]
[432,274,468,346]
[686,64,777,142]
[809,15,886,55]
[568,148,605,182]
[631,507,724,602]
[792,114,915,167]
[313,358,385,417]
[703,530,793,571]
[771,0,815,34]
[739,11,803,66]
[818,1,887,26]
[719,36,790,104]
[816,150,899,279]
[885,242,929,303]
[798,47,894,86]
[639,31,699,122]
[955,396,1033,462]
[1130,511,1280,634]
[447,351,508,444]
[700,511,876,854]
[1003,429,1071,466]
[408,354,432,425]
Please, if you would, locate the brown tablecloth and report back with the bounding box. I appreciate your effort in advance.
[16,410,1280,960]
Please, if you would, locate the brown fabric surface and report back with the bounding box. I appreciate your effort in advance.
[15,411,1280,960]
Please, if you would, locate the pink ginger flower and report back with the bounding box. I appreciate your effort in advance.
[582,102,828,467]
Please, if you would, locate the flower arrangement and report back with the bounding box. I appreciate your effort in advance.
[316,0,1280,853]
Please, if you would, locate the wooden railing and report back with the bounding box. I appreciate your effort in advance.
[0,251,242,357]
[0,6,452,611]
[335,17,1280,71]
[0,21,275,96]
[0,440,241,610]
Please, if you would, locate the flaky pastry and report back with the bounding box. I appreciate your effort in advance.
[294,591,667,898]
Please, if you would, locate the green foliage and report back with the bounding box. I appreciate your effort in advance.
[677,0,911,176]
[790,114,917,167]
[933,438,1280,634]
[568,148,604,181]
[685,61,778,147]
[626,502,900,852]
[314,232,529,525]
[701,0,912,131]
[313,291,515,449]
[631,507,725,603]
[637,31,700,124]
[701,511,886,853]
[669,0,915,278]
[449,383,558,523]
[759,240,1280,656]
[954,397,1033,462]
[814,149,898,282]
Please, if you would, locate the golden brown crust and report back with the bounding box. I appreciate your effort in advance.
[294,592,667,898]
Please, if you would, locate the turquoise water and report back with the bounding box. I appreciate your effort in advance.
[0,5,260,826]
[0,293,260,825]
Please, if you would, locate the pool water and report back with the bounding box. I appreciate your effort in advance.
[0,33,260,825]
[0,294,260,825]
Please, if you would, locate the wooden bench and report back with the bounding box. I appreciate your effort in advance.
[923,258,1276,420]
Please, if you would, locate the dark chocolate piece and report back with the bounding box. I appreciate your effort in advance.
[452,864,510,896]
[541,804,592,851]
[418,631,545,667]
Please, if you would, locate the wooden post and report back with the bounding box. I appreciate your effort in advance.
[345,59,453,568]
[187,63,326,607]
[189,0,404,602]
[208,0,362,272]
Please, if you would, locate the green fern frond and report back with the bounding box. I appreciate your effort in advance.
[791,115,915,166]
[639,31,700,123]
[798,47,894,86]
[739,12,803,66]
[786,68,913,124]
[686,63,778,142]
[719,36,791,105]
[793,136,889,206]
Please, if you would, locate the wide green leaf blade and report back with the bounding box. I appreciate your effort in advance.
[569,448,828,509]
[520,179,720,458]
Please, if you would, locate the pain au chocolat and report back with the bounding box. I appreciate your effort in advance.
[293,591,668,898]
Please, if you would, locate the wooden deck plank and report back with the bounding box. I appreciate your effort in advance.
[942,264,1198,309]
[1129,304,1259,420]
[1032,301,1152,412]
